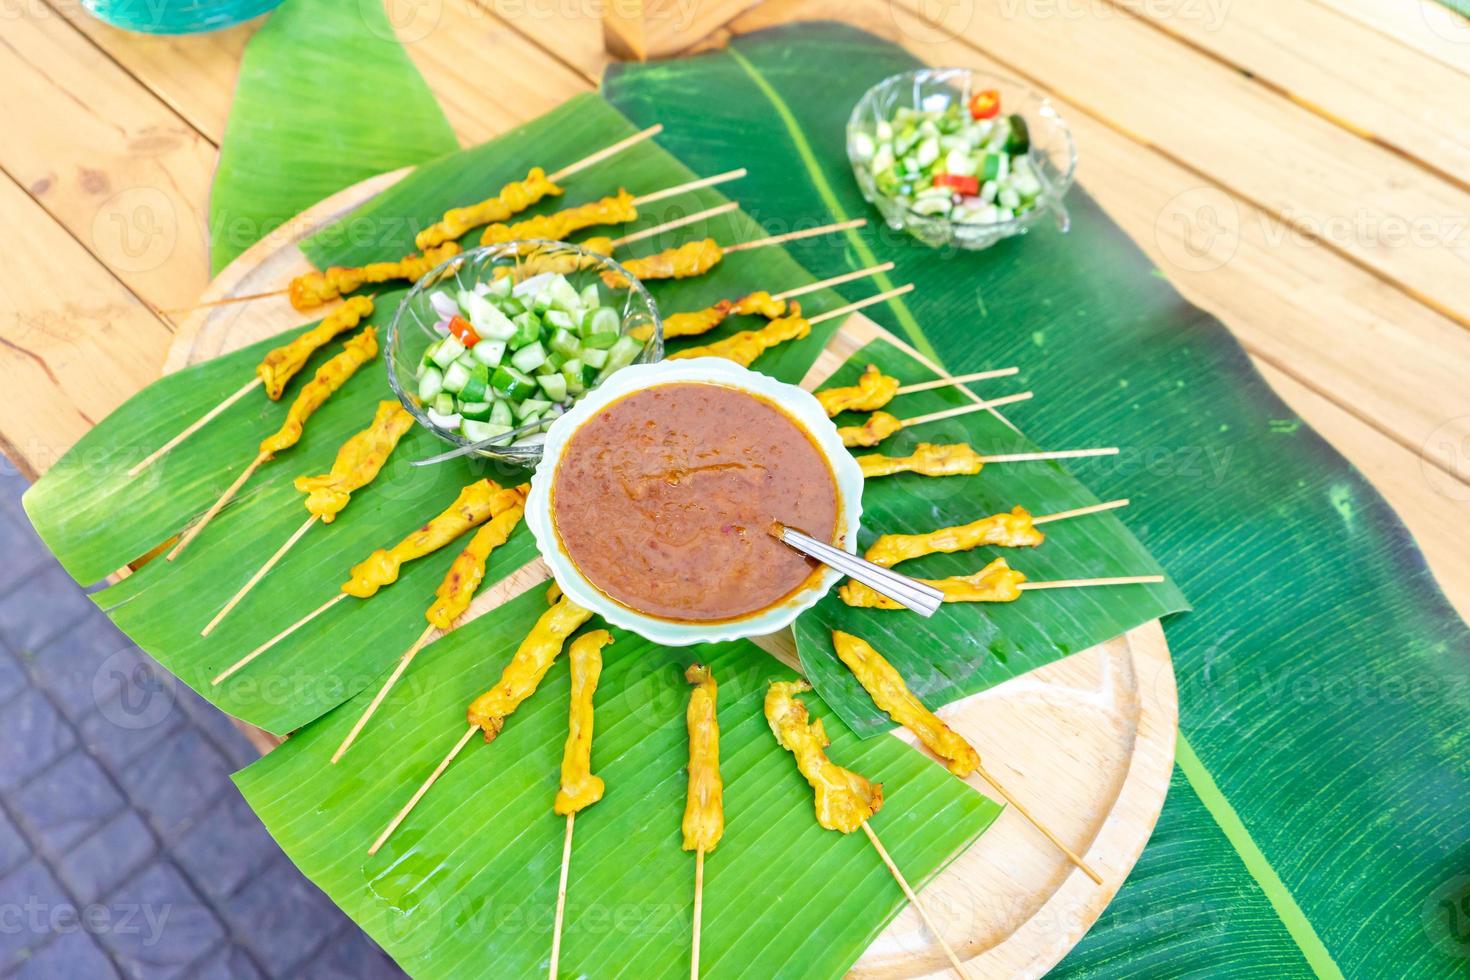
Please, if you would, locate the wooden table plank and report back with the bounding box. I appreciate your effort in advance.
[0,169,174,481]
[469,0,610,83]
[0,9,216,313]
[889,0,1470,332]
[1316,0,1470,77]
[47,2,257,146]
[1110,0,1470,182]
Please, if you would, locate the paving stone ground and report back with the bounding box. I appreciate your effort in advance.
[0,463,405,978]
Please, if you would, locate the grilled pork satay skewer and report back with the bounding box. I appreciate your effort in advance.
[301,161,738,309]
[330,495,528,763]
[599,218,868,288]
[669,284,914,368]
[682,664,723,980]
[479,168,746,247]
[201,401,416,636]
[864,500,1129,568]
[129,298,375,478]
[817,364,1023,417]
[764,680,967,979]
[839,556,1163,608]
[830,631,1104,884]
[548,630,613,980]
[175,127,665,315]
[211,481,527,685]
[632,262,896,343]
[368,595,593,855]
[167,327,379,562]
[836,392,1035,448]
[857,444,1118,480]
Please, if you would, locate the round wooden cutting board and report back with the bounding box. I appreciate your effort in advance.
[174,173,1177,980]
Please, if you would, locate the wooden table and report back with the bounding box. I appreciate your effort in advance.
[3,0,1468,627]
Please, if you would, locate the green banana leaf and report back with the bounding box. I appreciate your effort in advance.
[793,338,1187,736]
[234,584,1001,978]
[606,23,1470,976]
[208,0,458,273]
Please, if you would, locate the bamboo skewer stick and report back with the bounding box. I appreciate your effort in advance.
[211,592,348,685]
[894,367,1021,396]
[166,452,268,562]
[631,168,745,207]
[128,378,262,476]
[691,847,706,980]
[201,515,319,636]
[772,262,895,301]
[549,812,576,979]
[970,763,1103,885]
[164,129,667,316]
[860,822,967,978]
[370,723,479,855]
[898,391,1034,429]
[1019,575,1164,591]
[1032,499,1129,525]
[547,124,662,183]
[723,218,867,254]
[330,624,438,763]
[979,447,1118,464]
[608,203,740,247]
[808,284,915,325]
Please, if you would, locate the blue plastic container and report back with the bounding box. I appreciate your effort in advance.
[83,0,283,34]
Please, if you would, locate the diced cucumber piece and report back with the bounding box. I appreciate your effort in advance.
[429,336,465,369]
[471,339,506,368]
[536,373,568,402]
[581,330,619,350]
[545,351,566,372]
[560,359,586,395]
[1004,114,1030,154]
[510,341,546,373]
[417,366,443,402]
[462,420,512,443]
[498,296,526,318]
[490,365,538,401]
[514,398,552,420]
[431,393,455,416]
[460,375,488,403]
[519,409,542,426]
[997,186,1021,210]
[850,132,875,162]
[915,136,940,168]
[580,347,608,370]
[460,400,493,421]
[548,328,582,359]
[441,361,471,394]
[579,283,601,309]
[944,148,977,176]
[581,306,620,338]
[911,196,952,217]
[509,313,541,350]
[597,335,644,380]
[428,408,462,430]
[543,309,576,332]
[489,400,514,427]
[486,276,513,299]
[545,274,582,313]
[460,291,517,341]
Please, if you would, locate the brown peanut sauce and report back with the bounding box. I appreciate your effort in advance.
[552,382,839,622]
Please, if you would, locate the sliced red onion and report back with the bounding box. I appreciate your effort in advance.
[429,292,460,319]
[431,317,450,337]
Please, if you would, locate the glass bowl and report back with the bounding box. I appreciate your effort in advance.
[385,240,663,466]
[847,67,1077,251]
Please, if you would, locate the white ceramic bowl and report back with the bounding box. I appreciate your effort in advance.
[526,358,864,646]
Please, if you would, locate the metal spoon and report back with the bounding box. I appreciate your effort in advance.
[771,523,944,617]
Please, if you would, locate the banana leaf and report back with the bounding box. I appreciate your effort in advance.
[793,338,1188,736]
[234,584,1001,978]
[209,0,457,273]
[606,23,1470,976]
